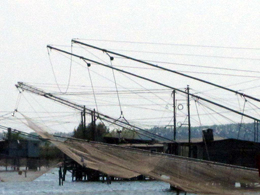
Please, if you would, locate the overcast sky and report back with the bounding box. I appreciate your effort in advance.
[1,1,260,134]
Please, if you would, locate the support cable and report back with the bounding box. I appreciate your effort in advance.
[198,101,235,124]
[13,90,22,116]
[106,52,123,117]
[47,44,73,94]
[157,96,172,126]
[64,42,73,93]
[236,94,241,112]
[47,47,62,93]
[75,38,260,51]
[247,100,260,113]
[0,112,13,119]
[105,52,130,126]
[47,45,260,122]
[78,44,172,110]
[84,60,99,113]
[72,40,260,103]
[194,100,202,127]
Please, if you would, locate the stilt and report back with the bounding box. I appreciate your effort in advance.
[170,185,186,195]
[59,167,63,186]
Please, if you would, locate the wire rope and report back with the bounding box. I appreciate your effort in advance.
[27,92,73,132]
[47,44,73,94]
[111,49,260,61]
[198,102,232,124]
[106,53,123,116]
[47,47,63,93]
[132,59,260,74]
[58,47,169,113]
[78,44,175,107]
[63,42,73,93]
[114,64,260,79]
[77,38,260,51]
[193,78,260,95]
[84,60,99,112]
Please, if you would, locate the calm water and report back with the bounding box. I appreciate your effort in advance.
[0,168,258,195]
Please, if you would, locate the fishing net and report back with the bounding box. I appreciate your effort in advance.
[21,114,260,194]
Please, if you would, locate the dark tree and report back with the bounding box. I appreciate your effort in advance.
[73,122,109,141]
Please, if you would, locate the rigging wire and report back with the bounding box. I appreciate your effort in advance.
[193,78,260,95]
[239,84,260,92]
[114,71,170,104]
[64,42,73,93]
[17,93,69,132]
[70,40,260,108]
[198,101,235,124]
[80,44,171,127]
[129,59,260,74]
[13,90,22,116]
[54,45,260,121]
[236,94,242,112]
[26,92,73,132]
[58,52,172,112]
[47,47,62,93]
[78,44,174,106]
[77,38,260,50]
[191,89,245,110]
[246,100,260,117]
[106,52,123,117]
[113,64,260,79]
[20,93,41,119]
[110,49,260,61]
[0,112,14,122]
[195,100,202,126]
[47,44,73,94]
[58,50,258,126]
[84,60,99,112]
[157,96,172,126]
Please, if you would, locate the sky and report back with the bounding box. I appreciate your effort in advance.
[0,1,260,136]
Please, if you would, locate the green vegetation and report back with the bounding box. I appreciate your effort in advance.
[73,122,109,141]
[105,128,137,139]
[3,131,24,140]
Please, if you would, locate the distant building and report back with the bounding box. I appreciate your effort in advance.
[0,129,40,170]
[166,128,260,168]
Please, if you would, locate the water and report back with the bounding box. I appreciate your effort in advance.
[1,168,259,195]
[0,168,191,194]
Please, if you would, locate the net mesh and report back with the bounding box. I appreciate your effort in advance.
[21,114,260,194]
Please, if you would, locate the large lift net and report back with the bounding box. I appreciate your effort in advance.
[22,114,260,194]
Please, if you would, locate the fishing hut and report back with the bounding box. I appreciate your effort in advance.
[166,128,260,168]
[0,128,40,170]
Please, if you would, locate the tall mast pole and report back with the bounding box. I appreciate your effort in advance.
[83,105,86,139]
[173,90,176,141]
[187,85,191,157]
